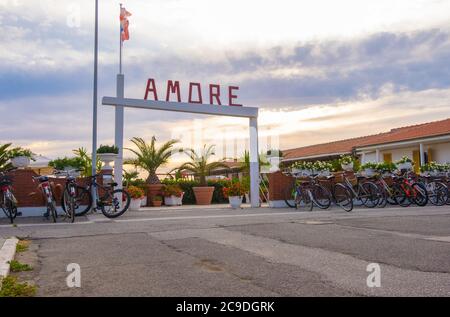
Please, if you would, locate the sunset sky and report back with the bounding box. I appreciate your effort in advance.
[1,0,450,166]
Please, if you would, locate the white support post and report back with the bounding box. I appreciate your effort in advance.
[375,149,380,163]
[114,74,125,190]
[419,143,425,166]
[249,117,260,208]
[361,152,366,164]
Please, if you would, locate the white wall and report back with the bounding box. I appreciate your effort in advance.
[428,142,450,163]
[360,142,450,164]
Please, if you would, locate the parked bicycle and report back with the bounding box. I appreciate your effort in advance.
[54,169,83,223]
[78,174,131,218]
[32,175,58,222]
[391,171,428,207]
[418,174,448,206]
[282,170,314,211]
[0,168,18,224]
[321,173,354,212]
[341,173,380,208]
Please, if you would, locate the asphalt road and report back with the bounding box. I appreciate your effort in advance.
[1,205,450,296]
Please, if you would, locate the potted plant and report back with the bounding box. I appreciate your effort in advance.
[312,161,333,176]
[49,157,84,176]
[339,155,355,171]
[128,185,145,210]
[162,184,184,206]
[223,180,246,209]
[8,147,35,168]
[420,161,444,176]
[125,136,178,206]
[360,162,378,177]
[152,195,163,207]
[96,145,119,170]
[376,162,397,174]
[396,156,413,170]
[175,145,228,205]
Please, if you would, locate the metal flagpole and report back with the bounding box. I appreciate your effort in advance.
[91,0,99,208]
[119,3,123,74]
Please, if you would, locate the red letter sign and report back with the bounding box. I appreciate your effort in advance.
[144,78,158,101]
[209,84,221,105]
[166,80,181,102]
[188,82,203,104]
[228,86,242,106]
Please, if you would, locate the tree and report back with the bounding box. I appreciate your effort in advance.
[124,136,178,184]
[0,143,12,172]
[239,150,270,174]
[73,147,101,177]
[175,145,228,186]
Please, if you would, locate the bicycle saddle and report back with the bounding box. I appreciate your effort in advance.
[38,176,49,182]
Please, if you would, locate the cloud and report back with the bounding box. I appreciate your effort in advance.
[2,1,450,161]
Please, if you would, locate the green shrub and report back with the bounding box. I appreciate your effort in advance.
[161,179,229,204]
[49,157,84,170]
[97,144,119,154]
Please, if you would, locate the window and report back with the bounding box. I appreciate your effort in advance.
[383,153,392,163]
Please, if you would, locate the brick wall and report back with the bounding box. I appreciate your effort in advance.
[268,171,295,201]
[4,169,90,207]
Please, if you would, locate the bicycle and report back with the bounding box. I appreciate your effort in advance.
[321,173,354,212]
[59,172,92,217]
[374,173,399,208]
[391,171,428,207]
[0,168,18,224]
[282,170,314,211]
[418,174,448,206]
[55,169,82,223]
[341,173,381,208]
[32,175,58,222]
[82,174,131,218]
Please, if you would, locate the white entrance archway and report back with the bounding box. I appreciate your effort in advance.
[102,74,261,207]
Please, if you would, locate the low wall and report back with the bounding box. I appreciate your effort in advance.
[267,171,294,208]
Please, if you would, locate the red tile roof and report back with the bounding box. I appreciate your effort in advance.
[283,118,450,161]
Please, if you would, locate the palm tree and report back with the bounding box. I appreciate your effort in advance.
[176,145,228,186]
[125,136,178,184]
[73,147,102,177]
[239,150,270,174]
[0,143,12,172]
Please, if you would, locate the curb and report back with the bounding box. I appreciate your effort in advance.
[0,237,19,278]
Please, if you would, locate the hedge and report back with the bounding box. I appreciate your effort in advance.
[161,179,229,204]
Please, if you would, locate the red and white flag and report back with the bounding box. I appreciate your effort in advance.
[120,7,132,42]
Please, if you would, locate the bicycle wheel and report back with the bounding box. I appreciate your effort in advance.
[61,186,92,216]
[62,191,76,223]
[311,184,331,209]
[4,199,14,224]
[360,182,380,208]
[412,182,428,206]
[427,182,448,206]
[48,200,57,223]
[376,184,388,208]
[283,184,297,208]
[333,183,353,212]
[304,189,314,211]
[100,189,131,218]
[393,183,411,207]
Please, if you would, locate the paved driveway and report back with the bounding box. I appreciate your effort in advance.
[1,205,450,296]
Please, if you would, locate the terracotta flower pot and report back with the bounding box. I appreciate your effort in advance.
[146,184,163,206]
[152,200,162,207]
[193,186,214,205]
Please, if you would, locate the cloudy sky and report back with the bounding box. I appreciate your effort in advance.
[1,0,450,166]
